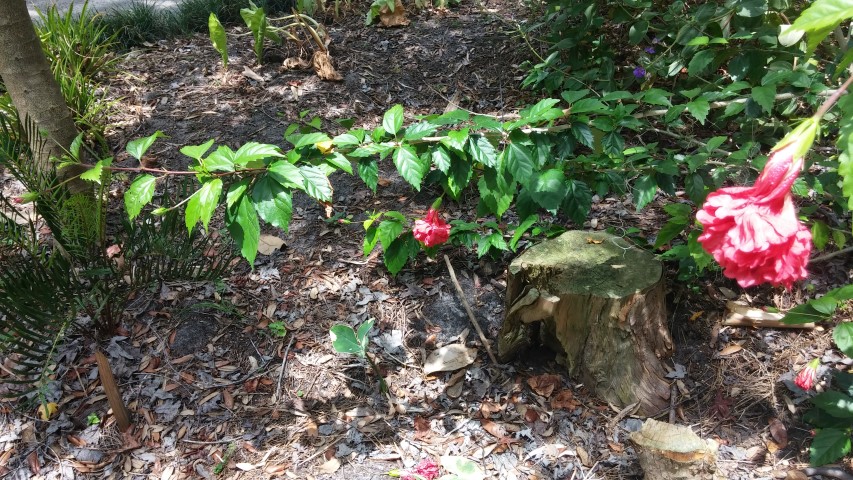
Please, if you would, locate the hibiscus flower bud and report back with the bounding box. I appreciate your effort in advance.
[795,358,820,391]
[696,119,818,288]
[413,207,450,248]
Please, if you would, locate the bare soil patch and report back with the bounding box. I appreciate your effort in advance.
[2,2,852,479]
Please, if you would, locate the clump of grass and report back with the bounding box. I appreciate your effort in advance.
[98,0,296,50]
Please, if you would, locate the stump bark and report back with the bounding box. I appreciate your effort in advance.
[498,230,673,415]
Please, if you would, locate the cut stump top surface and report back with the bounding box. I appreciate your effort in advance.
[510,231,662,298]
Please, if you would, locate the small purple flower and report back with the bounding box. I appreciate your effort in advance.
[652,36,660,44]
[644,46,656,54]
[633,66,646,78]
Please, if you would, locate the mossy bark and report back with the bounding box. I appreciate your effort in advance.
[499,230,673,415]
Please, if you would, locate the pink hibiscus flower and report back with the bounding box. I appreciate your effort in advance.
[413,208,450,248]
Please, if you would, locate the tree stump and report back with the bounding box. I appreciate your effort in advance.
[498,230,673,415]
[630,419,720,480]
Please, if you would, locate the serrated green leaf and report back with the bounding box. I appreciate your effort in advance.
[639,88,672,107]
[329,324,364,356]
[813,391,853,418]
[560,89,590,104]
[571,123,594,148]
[505,142,534,183]
[403,121,438,141]
[393,145,427,190]
[529,169,567,211]
[268,160,303,189]
[466,135,498,169]
[686,36,710,46]
[378,219,404,251]
[358,158,379,192]
[792,0,853,38]
[570,98,608,114]
[126,131,165,161]
[633,174,657,211]
[233,142,285,166]
[432,146,452,173]
[686,98,711,124]
[839,151,853,209]
[332,132,362,147]
[185,179,222,233]
[226,191,260,265]
[252,175,292,231]
[751,85,776,113]
[477,232,508,257]
[69,133,83,160]
[124,174,156,220]
[833,229,847,250]
[383,234,417,275]
[563,180,592,225]
[289,132,332,149]
[324,152,353,175]
[834,323,853,358]
[80,157,113,184]
[181,139,216,163]
[810,428,852,466]
[299,165,333,201]
[472,115,502,130]
[383,104,404,136]
[209,13,228,67]
[688,49,716,76]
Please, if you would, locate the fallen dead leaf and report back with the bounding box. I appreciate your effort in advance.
[235,462,255,471]
[281,57,310,70]
[379,0,410,27]
[37,402,58,421]
[718,344,743,356]
[312,51,343,81]
[423,344,477,374]
[576,445,591,467]
[480,419,506,439]
[768,418,788,448]
[527,374,561,398]
[551,390,580,410]
[317,457,340,474]
[258,234,286,255]
[242,65,264,83]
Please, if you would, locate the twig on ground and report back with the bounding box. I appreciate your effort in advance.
[803,466,853,480]
[274,335,295,402]
[180,437,242,445]
[811,245,853,263]
[442,254,499,365]
[669,383,677,424]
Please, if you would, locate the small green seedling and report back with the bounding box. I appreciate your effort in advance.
[329,318,387,392]
[86,413,101,426]
[269,321,287,338]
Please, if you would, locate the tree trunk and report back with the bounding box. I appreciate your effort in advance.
[498,230,673,415]
[0,0,88,193]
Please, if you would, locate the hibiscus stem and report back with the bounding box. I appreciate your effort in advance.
[811,245,853,263]
[814,74,853,119]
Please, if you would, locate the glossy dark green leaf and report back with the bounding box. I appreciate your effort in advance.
[810,427,851,466]
[393,145,428,190]
[466,135,498,169]
[358,158,379,192]
[126,131,165,161]
[299,165,333,202]
[383,104,404,136]
[563,179,592,225]
[505,142,534,183]
[633,174,657,211]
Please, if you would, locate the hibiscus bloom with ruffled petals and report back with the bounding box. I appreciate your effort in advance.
[696,121,818,288]
[795,358,820,391]
[413,208,450,248]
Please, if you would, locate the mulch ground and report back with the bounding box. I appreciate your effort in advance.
[2,1,853,479]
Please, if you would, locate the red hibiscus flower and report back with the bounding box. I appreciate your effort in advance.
[402,458,440,480]
[795,358,820,391]
[413,208,450,247]
[696,124,817,289]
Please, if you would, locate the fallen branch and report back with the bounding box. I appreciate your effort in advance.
[724,301,814,329]
[443,255,498,365]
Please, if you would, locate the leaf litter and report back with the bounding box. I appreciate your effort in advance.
[0,1,851,479]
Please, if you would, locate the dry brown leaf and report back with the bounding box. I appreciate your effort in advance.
[480,419,507,439]
[479,401,502,419]
[423,344,476,374]
[718,344,743,356]
[26,450,39,474]
[768,417,788,448]
[576,445,591,467]
[413,416,432,439]
[317,458,340,474]
[527,374,561,398]
[312,51,343,81]
[37,402,58,421]
[379,0,410,27]
[258,234,286,255]
[265,464,287,475]
[222,390,234,409]
[236,462,256,471]
[282,57,310,70]
[242,65,264,83]
[551,389,580,410]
